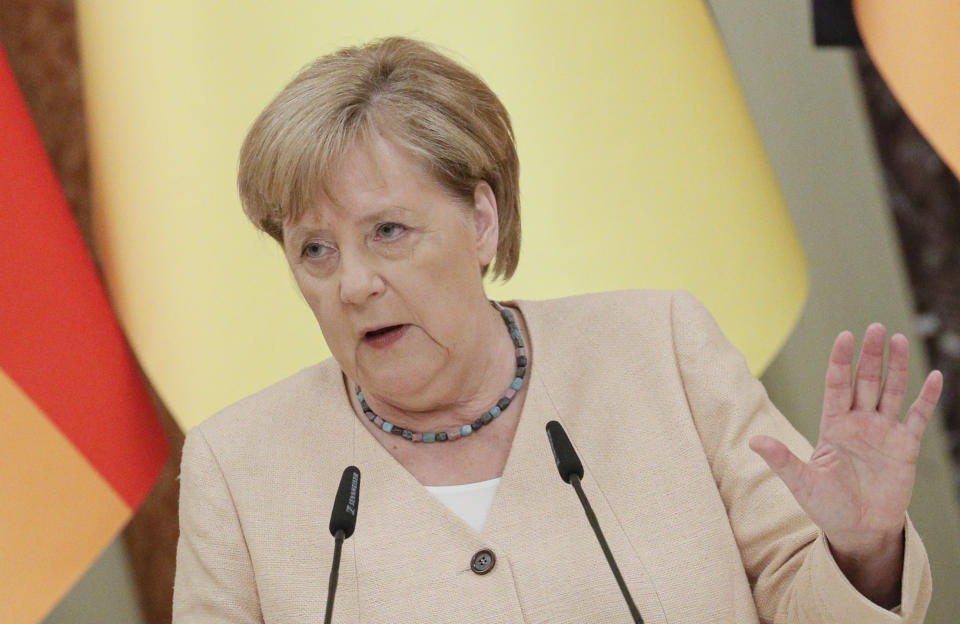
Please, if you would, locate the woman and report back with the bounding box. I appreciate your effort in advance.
[173,37,940,623]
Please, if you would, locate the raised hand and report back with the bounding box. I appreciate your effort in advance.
[749,323,942,605]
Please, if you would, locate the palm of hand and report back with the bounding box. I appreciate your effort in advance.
[750,324,942,552]
[796,410,918,545]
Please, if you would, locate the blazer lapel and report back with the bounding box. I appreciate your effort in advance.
[480,299,670,624]
[346,378,528,622]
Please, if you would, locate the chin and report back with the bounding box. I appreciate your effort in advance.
[358,360,439,402]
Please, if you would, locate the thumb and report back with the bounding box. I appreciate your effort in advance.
[749,435,805,494]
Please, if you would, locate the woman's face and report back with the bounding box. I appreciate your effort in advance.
[282,132,499,406]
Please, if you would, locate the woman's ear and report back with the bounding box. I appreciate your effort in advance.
[472,181,499,268]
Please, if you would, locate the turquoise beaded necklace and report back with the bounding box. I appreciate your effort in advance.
[355,301,527,443]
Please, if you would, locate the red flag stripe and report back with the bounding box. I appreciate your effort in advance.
[0,43,167,508]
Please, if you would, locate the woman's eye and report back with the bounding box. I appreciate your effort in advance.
[302,242,334,259]
[375,222,406,240]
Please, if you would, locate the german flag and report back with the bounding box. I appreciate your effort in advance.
[0,43,167,623]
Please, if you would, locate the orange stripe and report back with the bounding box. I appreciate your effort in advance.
[0,369,131,624]
[854,0,960,178]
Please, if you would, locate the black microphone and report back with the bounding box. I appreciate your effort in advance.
[545,421,643,624]
[329,466,361,538]
[545,419,583,483]
[324,466,360,624]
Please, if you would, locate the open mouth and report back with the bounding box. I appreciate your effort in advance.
[365,324,404,338]
[362,324,408,348]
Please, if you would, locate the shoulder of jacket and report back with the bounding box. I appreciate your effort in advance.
[519,288,684,334]
[190,358,342,447]
[521,287,679,313]
[513,289,695,366]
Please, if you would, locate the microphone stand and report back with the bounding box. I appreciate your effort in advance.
[568,475,643,624]
[324,530,345,624]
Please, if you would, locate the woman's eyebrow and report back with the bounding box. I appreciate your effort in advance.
[357,206,413,226]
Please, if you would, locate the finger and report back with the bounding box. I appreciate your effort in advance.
[823,331,855,417]
[749,435,805,494]
[904,370,943,439]
[852,323,886,411]
[877,333,910,419]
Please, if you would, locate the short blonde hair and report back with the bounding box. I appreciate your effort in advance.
[238,37,521,280]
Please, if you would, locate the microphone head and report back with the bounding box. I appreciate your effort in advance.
[329,466,361,538]
[545,421,584,483]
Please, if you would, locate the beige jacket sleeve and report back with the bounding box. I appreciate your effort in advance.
[671,291,932,624]
[172,427,264,623]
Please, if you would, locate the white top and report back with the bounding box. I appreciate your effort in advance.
[423,477,502,533]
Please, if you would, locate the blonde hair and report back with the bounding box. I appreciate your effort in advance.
[237,37,521,280]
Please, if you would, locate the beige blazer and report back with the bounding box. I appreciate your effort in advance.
[173,290,931,623]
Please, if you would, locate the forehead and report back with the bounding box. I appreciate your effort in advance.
[283,133,454,235]
[324,134,428,205]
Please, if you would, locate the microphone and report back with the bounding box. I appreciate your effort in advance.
[324,466,361,624]
[545,421,643,624]
[545,419,583,483]
[329,465,361,538]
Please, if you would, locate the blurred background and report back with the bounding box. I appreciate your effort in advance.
[1,0,958,622]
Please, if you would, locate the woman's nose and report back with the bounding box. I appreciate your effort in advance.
[338,249,385,305]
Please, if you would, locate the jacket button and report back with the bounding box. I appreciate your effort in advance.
[470,549,496,575]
